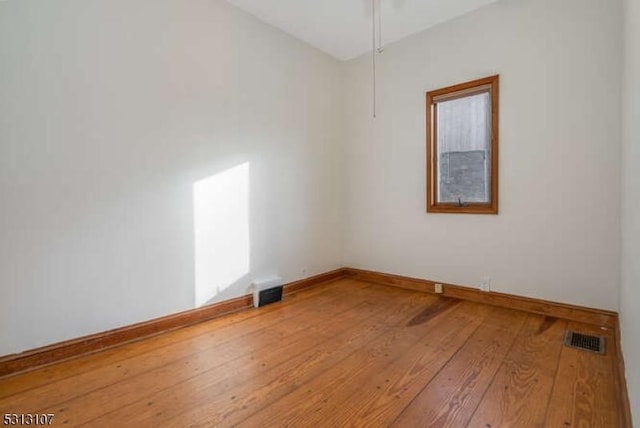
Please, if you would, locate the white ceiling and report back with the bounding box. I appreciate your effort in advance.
[225,0,497,60]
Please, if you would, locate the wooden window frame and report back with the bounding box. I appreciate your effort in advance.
[426,75,499,214]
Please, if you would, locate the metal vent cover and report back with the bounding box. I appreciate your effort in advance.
[564,331,606,354]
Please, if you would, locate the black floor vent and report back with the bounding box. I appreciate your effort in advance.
[564,331,606,354]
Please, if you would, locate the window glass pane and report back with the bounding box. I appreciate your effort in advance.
[436,91,491,204]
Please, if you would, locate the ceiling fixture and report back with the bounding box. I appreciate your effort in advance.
[372,0,383,118]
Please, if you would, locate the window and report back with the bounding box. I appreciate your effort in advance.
[426,75,499,214]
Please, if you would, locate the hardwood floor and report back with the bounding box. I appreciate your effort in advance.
[0,279,623,427]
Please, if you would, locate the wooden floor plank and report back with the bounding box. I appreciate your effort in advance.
[390,307,528,428]
[0,280,376,413]
[544,322,619,428]
[277,301,493,428]
[467,314,568,427]
[0,279,624,427]
[235,299,485,428]
[1,283,401,424]
[0,279,358,398]
[83,287,434,427]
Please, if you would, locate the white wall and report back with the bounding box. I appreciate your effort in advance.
[621,0,640,421]
[0,0,345,355]
[343,0,622,310]
[0,0,628,364]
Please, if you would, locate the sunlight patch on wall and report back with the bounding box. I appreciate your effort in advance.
[193,162,250,307]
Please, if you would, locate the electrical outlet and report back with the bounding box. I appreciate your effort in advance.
[480,277,491,292]
[434,283,443,294]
